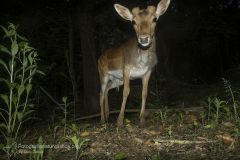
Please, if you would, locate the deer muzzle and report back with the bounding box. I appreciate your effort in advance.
[138,35,151,47]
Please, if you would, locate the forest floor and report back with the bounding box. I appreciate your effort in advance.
[18,109,240,160]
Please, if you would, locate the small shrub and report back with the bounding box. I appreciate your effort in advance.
[29,136,45,160]
[153,106,169,125]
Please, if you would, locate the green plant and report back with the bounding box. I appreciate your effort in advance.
[154,106,169,125]
[29,136,45,160]
[147,153,161,160]
[212,98,226,124]
[114,152,127,160]
[203,96,230,128]
[166,125,173,137]
[177,112,184,126]
[59,96,69,137]
[207,96,212,122]
[222,78,239,123]
[65,135,89,160]
[0,23,43,159]
[59,123,89,160]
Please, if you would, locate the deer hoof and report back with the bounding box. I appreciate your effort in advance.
[100,117,105,124]
[117,117,124,127]
[105,113,109,122]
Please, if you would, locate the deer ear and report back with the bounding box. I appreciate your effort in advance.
[156,0,171,18]
[114,4,133,21]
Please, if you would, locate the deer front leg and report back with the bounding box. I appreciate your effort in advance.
[140,71,151,126]
[117,68,130,127]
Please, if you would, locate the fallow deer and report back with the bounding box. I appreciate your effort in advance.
[98,0,171,126]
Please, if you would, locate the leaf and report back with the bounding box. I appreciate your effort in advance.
[18,41,28,50]
[67,135,80,149]
[134,137,144,144]
[222,122,235,128]
[62,97,67,103]
[17,112,23,122]
[38,136,44,145]
[0,59,10,74]
[0,44,11,54]
[61,118,66,124]
[78,139,89,149]
[114,152,127,160]
[11,39,18,56]
[25,65,36,72]
[125,118,131,124]
[0,94,9,106]
[223,106,231,116]
[12,95,18,107]
[80,131,90,137]
[7,23,17,37]
[23,110,34,118]
[204,124,214,129]
[71,123,78,132]
[126,124,134,133]
[27,52,34,64]
[17,84,25,97]
[17,34,28,41]
[36,70,45,75]
[216,134,234,144]
[31,68,37,75]
[25,83,32,94]
[0,25,9,36]
[14,67,24,80]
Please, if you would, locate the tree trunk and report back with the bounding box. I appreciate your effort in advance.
[78,12,99,115]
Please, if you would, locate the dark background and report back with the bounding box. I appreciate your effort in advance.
[0,0,239,119]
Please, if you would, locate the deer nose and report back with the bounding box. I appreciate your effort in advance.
[139,35,150,45]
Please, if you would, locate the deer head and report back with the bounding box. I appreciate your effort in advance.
[114,0,170,48]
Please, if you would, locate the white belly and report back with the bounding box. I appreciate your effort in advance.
[108,70,123,80]
[107,66,148,80]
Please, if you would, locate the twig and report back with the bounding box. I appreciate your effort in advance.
[154,139,217,145]
[39,86,62,107]
[74,107,203,121]
[74,109,143,121]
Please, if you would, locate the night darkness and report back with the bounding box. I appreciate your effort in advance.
[0,0,240,159]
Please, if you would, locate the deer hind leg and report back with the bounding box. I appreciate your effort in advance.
[117,68,130,127]
[104,79,123,122]
[100,76,109,123]
[140,71,151,126]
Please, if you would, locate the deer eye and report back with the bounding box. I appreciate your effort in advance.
[131,20,136,25]
[153,17,157,22]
